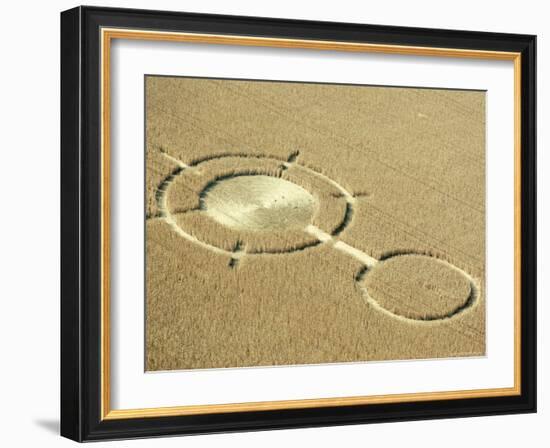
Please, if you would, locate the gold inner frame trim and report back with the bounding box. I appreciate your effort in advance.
[100,27,522,421]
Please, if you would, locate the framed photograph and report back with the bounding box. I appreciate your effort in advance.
[60,6,536,442]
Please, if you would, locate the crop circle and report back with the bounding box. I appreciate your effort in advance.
[360,254,475,321]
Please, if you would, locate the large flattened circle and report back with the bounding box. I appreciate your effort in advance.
[201,175,316,232]
[361,254,474,321]
[163,154,353,254]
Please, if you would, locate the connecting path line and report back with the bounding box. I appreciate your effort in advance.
[305,225,378,267]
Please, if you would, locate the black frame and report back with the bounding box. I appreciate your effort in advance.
[61,6,536,442]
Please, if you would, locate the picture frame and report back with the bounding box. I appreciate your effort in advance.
[60,5,536,442]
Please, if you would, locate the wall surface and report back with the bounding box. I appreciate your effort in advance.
[0,0,546,446]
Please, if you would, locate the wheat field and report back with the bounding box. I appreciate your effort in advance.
[145,76,485,371]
